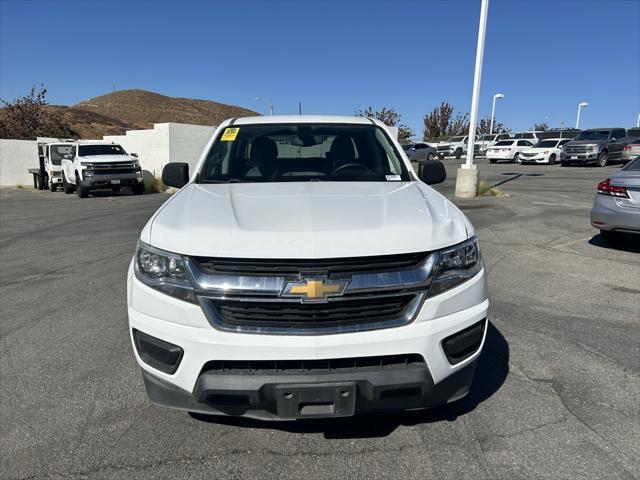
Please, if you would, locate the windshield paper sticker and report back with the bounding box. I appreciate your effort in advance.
[385,174,401,181]
[221,128,240,141]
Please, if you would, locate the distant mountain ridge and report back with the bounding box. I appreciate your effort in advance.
[44,89,259,139]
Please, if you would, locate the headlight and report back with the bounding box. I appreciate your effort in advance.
[589,145,599,152]
[81,162,95,168]
[428,236,482,297]
[134,242,196,303]
[543,151,549,154]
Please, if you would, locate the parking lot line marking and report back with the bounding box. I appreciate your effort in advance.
[532,201,591,208]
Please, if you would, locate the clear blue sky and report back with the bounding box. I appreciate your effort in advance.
[1,0,638,136]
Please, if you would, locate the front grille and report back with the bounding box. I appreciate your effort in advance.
[564,146,590,154]
[206,294,418,331]
[193,251,429,276]
[200,353,425,375]
[521,153,535,157]
[437,145,450,151]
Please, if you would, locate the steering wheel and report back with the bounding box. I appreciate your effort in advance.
[331,163,374,176]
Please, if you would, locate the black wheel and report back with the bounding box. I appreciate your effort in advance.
[489,158,497,164]
[62,173,74,194]
[49,181,57,192]
[512,152,520,163]
[76,174,89,198]
[132,183,144,195]
[426,152,434,161]
[548,154,556,165]
[600,230,621,244]
[596,151,608,167]
[455,148,462,159]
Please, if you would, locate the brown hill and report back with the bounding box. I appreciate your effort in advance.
[75,89,259,133]
[46,105,133,139]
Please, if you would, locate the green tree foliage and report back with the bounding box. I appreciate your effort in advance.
[355,106,414,142]
[0,85,75,140]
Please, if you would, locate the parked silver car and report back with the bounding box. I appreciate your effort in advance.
[405,142,437,161]
[621,138,640,165]
[590,157,640,242]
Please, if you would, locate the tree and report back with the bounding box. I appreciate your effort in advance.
[477,116,510,135]
[532,122,549,131]
[0,85,75,140]
[422,102,470,141]
[355,106,414,142]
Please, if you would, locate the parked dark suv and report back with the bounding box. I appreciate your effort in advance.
[562,128,629,167]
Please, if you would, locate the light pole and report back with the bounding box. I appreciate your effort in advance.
[255,97,273,116]
[636,112,639,127]
[489,93,504,135]
[455,0,489,198]
[575,101,588,129]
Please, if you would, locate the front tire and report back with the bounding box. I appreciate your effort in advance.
[455,149,463,159]
[438,153,445,160]
[489,158,497,164]
[512,152,520,163]
[132,183,144,195]
[427,152,434,161]
[548,154,556,165]
[49,181,57,192]
[76,174,89,198]
[62,174,74,194]
[596,151,608,167]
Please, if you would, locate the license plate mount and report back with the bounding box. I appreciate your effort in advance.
[275,382,356,419]
[110,179,121,185]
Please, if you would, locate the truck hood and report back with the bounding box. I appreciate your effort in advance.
[146,182,470,258]
[565,140,606,147]
[79,154,138,163]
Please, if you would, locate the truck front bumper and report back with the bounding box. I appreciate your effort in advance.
[562,153,599,163]
[81,172,143,188]
[127,261,489,420]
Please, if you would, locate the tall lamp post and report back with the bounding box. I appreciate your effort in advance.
[455,0,489,198]
[636,112,639,127]
[255,97,273,116]
[575,102,588,129]
[489,93,504,135]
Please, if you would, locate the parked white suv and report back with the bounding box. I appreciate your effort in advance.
[61,141,143,197]
[128,116,488,420]
[437,135,468,159]
[486,139,534,163]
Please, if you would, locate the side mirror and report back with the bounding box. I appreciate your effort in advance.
[162,162,190,188]
[130,152,138,157]
[418,160,446,185]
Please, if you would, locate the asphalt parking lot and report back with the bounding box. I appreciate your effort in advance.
[1,158,638,480]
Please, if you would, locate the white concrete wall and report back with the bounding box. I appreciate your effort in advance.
[0,123,215,187]
[168,123,216,175]
[0,139,38,186]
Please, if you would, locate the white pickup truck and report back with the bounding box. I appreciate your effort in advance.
[61,141,144,197]
[436,135,468,159]
[128,116,488,420]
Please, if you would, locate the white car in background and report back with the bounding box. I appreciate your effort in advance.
[475,133,511,156]
[486,139,534,163]
[519,138,571,165]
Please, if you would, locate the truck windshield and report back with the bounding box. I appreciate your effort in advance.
[49,145,74,165]
[198,123,411,183]
[78,144,127,156]
[449,136,464,142]
[478,135,493,141]
[574,131,610,141]
[495,140,514,146]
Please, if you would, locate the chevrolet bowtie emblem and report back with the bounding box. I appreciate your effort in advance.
[282,278,349,302]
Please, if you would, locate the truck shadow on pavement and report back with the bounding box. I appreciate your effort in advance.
[190,322,509,439]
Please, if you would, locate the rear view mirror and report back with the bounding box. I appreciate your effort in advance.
[162,162,189,188]
[418,160,446,185]
[130,152,139,157]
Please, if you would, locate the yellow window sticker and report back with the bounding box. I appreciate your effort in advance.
[221,127,240,141]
